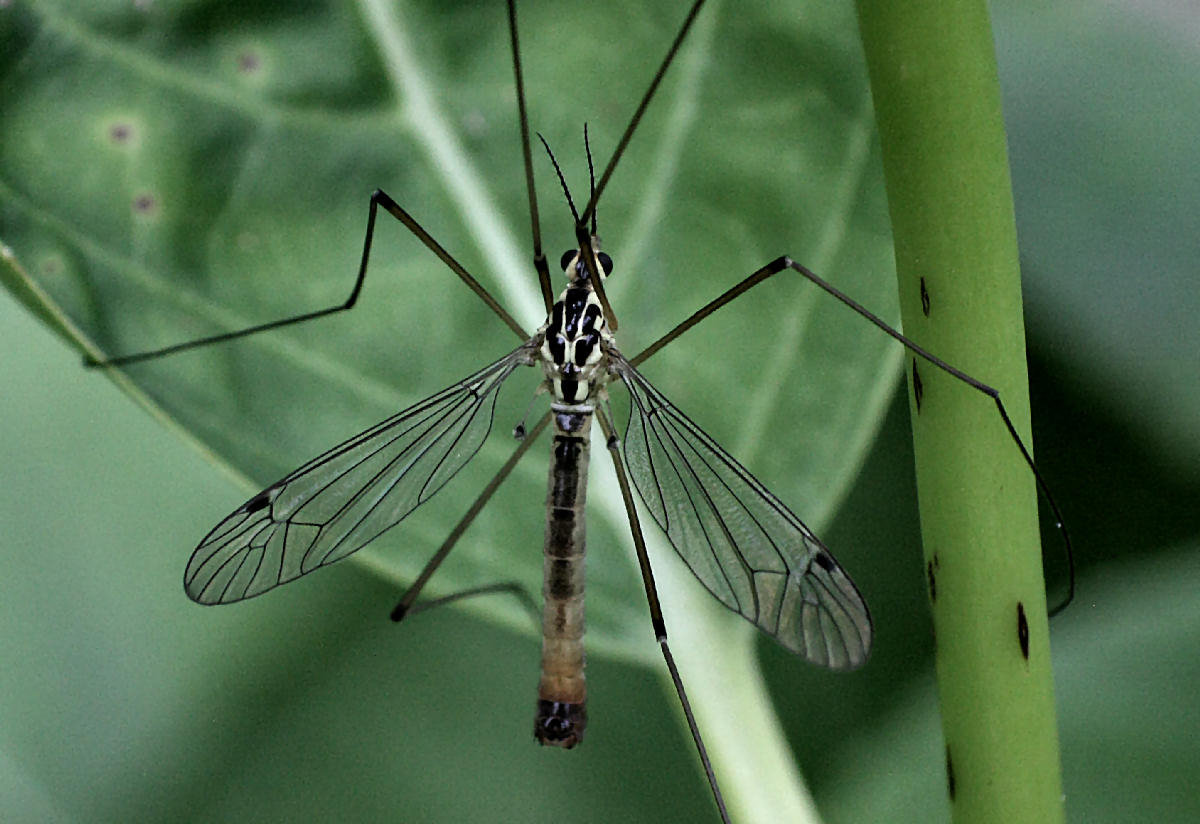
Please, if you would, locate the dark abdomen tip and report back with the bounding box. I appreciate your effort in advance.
[534,699,587,749]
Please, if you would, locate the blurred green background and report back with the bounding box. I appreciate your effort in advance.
[2,1,1198,822]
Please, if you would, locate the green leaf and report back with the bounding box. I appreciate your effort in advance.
[0,0,896,659]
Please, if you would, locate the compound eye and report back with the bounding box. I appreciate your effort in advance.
[559,250,577,272]
[597,252,614,276]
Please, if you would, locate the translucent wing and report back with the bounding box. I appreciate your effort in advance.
[611,355,872,669]
[185,344,535,604]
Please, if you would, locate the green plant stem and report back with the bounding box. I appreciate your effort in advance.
[854,2,1065,822]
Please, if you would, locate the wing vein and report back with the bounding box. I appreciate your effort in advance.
[609,352,872,669]
[184,343,535,604]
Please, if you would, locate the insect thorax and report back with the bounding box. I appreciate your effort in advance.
[539,281,612,404]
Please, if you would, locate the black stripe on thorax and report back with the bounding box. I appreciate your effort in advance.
[562,287,590,336]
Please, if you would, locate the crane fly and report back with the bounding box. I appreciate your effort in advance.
[83,0,1073,819]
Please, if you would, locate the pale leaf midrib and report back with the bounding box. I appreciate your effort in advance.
[357,0,542,331]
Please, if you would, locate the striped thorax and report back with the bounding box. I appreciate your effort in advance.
[538,245,615,405]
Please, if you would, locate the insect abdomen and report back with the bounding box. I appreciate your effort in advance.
[534,406,591,748]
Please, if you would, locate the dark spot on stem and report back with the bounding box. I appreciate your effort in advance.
[1017,602,1030,660]
[912,358,924,411]
[132,193,157,215]
[109,123,132,143]
[926,559,936,603]
[237,51,261,73]
[920,276,931,316]
[946,746,956,800]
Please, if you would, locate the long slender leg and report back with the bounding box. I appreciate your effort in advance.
[399,584,540,633]
[595,407,730,824]
[631,255,1075,613]
[391,410,551,622]
[578,0,709,227]
[574,223,619,332]
[533,132,621,332]
[85,189,527,368]
[564,0,707,328]
[534,0,711,332]
[506,0,553,312]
